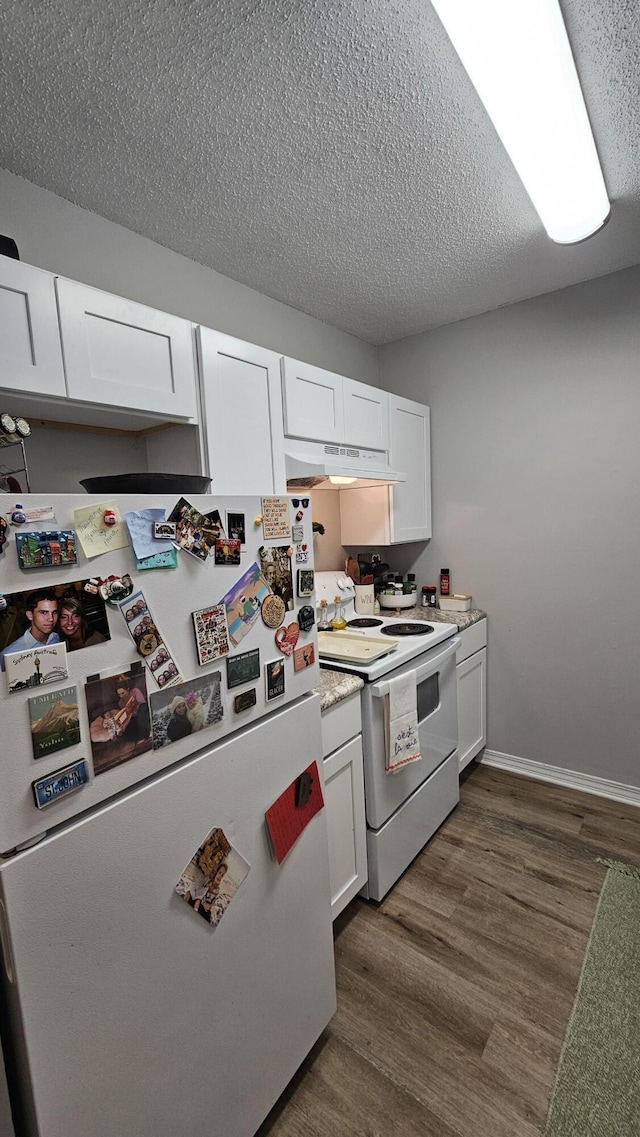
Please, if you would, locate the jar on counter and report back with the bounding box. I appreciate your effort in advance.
[421,585,437,608]
[317,599,332,632]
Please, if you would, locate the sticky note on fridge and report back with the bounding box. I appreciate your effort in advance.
[265,761,324,864]
[73,500,129,558]
[134,548,179,570]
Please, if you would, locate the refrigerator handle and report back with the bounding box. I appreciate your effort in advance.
[0,898,16,985]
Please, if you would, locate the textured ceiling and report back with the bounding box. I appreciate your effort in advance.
[1,0,640,344]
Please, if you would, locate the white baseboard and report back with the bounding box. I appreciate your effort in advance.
[480,749,640,809]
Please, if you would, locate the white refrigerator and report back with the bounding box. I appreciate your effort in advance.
[0,494,335,1137]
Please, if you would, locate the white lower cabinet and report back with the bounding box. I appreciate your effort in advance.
[456,620,487,771]
[321,692,368,919]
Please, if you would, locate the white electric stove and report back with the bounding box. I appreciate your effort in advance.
[315,571,461,901]
[314,571,458,681]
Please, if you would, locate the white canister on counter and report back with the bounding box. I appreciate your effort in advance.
[354,584,374,615]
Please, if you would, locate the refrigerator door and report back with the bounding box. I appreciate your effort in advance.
[0,494,319,853]
[0,695,335,1137]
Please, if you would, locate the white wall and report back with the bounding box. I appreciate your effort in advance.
[379,264,640,789]
[0,168,378,383]
[13,425,147,494]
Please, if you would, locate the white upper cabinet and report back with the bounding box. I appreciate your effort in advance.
[343,378,389,450]
[56,278,197,420]
[387,394,431,542]
[281,358,344,443]
[0,259,66,397]
[340,394,432,546]
[281,358,387,449]
[197,328,286,495]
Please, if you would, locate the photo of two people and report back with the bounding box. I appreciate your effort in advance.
[0,580,110,671]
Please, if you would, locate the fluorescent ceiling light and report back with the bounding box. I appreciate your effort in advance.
[430,0,610,244]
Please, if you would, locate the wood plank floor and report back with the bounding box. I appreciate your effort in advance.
[257,763,640,1137]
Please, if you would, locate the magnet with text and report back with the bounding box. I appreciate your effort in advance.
[295,543,309,564]
[293,642,315,672]
[291,524,303,544]
[32,759,89,809]
[226,647,260,689]
[261,593,286,629]
[16,530,78,570]
[260,496,291,540]
[234,687,257,714]
[154,520,177,540]
[297,605,315,633]
[274,622,299,657]
[265,658,285,701]
[296,569,314,598]
[214,537,241,565]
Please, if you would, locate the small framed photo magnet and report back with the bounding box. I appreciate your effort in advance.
[297,569,314,598]
[226,648,260,690]
[154,520,177,540]
[226,512,246,544]
[234,688,257,714]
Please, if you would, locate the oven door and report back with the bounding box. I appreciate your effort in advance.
[361,635,460,831]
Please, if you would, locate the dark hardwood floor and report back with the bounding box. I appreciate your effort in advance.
[257,763,640,1137]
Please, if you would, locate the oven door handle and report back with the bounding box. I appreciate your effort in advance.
[369,635,461,697]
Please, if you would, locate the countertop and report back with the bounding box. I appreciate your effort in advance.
[315,607,486,711]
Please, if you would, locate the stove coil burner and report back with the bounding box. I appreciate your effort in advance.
[381,623,434,636]
[346,618,383,628]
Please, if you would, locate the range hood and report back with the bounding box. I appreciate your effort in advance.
[285,439,406,490]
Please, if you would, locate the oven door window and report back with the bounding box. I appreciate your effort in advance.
[416,672,439,723]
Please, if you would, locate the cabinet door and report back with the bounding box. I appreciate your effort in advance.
[56,278,197,419]
[324,734,367,919]
[281,358,344,443]
[343,379,389,450]
[388,394,432,542]
[0,259,66,397]
[457,647,487,771]
[197,328,286,494]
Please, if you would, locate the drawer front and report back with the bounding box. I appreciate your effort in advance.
[456,618,487,663]
[321,692,362,758]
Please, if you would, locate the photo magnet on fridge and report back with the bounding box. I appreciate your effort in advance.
[192,603,230,666]
[226,512,246,544]
[28,684,80,759]
[226,648,260,690]
[85,662,152,776]
[0,580,111,672]
[221,562,270,648]
[175,826,250,928]
[297,569,314,597]
[150,672,224,749]
[167,498,224,562]
[259,546,293,610]
[214,538,241,565]
[4,642,68,693]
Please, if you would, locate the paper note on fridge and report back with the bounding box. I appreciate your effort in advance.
[73,501,129,558]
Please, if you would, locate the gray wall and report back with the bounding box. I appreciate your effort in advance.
[0,167,378,382]
[379,265,640,788]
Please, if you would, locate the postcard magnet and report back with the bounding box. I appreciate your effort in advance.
[297,605,315,633]
[5,642,69,693]
[234,687,257,714]
[192,603,230,666]
[297,569,314,598]
[32,759,89,809]
[222,562,271,648]
[29,685,80,759]
[261,593,286,629]
[274,622,299,657]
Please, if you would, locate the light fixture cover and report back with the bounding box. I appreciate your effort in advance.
[431,0,610,243]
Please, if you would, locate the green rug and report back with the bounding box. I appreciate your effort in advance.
[544,859,640,1136]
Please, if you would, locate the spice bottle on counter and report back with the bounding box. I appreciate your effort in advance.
[317,599,332,632]
[421,585,437,608]
[403,573,416,595]
[440,568,451,597]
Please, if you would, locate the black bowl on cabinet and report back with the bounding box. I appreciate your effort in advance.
[80,473,212,494]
